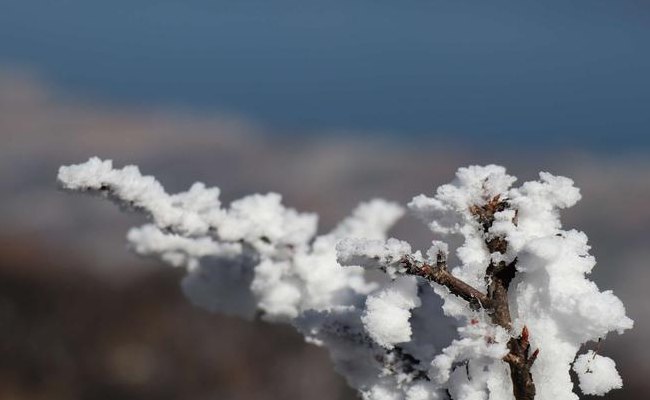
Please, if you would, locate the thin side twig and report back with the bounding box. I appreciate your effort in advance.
[402,252,490,311]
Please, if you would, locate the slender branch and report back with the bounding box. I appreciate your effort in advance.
[401,253,490,311]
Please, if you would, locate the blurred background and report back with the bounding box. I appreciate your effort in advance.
[0,1,648,399]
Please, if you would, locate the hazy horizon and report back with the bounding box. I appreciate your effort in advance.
[2,0,649,151]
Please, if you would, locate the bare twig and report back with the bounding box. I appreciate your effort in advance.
[504,327,539,400]
[402,253,490,311]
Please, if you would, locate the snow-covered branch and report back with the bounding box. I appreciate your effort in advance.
[58,159,633,400]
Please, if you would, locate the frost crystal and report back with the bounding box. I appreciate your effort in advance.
[573,351,623,396]
[58,159,632,400]
[362,276,421,349]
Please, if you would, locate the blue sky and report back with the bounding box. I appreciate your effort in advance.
[1,0,649,150]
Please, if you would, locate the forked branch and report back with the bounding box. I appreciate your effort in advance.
[402,195,539,400]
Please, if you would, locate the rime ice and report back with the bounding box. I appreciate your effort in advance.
[573,351,623,396]
[59,159,632,400]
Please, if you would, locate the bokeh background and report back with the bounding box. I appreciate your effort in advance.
[1,1,648,399]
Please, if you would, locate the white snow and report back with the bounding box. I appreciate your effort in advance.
[362,276,421,349]
[574,351,623,396]
[59,158,632,400]
[336,237,413,274]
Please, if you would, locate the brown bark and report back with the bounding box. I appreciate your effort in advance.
[402,195,538,400]
[504,326,539,400]
[403,251,489,311]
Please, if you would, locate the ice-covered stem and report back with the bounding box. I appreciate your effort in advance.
[405,193,539,400]
[503,327,539,400]
[470,194,516,329]
[401,252,489,311]
[57,157,218,236]
[402,195,516,327]
[401,195,516,326]
[471,194,539,400]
